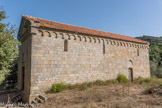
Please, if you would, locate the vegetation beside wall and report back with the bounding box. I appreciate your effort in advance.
[50,74,162,93]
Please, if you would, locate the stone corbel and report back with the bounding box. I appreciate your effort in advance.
[53,32,58,38]
[93,38,96,43]
[72,34,76,40]
[66,34,71,40]
[38,30,44,36]
[60,33,64,39]
[78,35,82,41]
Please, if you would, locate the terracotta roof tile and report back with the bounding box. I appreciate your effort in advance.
[23,15,149,44]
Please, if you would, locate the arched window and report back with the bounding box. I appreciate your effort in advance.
[103,44,105,54]
[64,40,68,52]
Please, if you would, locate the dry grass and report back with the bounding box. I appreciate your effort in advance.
[0,77,161,108]
[35,78,162,108]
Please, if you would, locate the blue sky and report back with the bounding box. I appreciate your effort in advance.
[1,0,162,37]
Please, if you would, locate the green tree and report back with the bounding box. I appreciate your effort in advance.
[0,7,19,86]
[156,66,162,78]
[150,61,157,76]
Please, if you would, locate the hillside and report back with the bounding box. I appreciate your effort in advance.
[136,35,162,44]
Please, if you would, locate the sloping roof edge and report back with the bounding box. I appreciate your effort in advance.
[22,15,149,44]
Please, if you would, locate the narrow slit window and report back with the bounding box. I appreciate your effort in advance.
[137,49,139,56]
[103,44,105,54]
[64,40,68,52]
[22,53,25,63]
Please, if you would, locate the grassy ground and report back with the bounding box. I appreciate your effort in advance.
[35,77,162,108]
[0,77,161,108]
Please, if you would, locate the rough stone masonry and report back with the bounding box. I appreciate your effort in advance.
[17,15,150,103]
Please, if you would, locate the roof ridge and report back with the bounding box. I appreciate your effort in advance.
[22,15,149,44]
[23,15,132,37]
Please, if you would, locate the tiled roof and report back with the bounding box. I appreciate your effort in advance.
[23,15,149,44]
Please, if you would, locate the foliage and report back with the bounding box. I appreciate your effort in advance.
[0,7,19,88]
[51,83,65,93]
[134,77,162,87]
[136,35,162,44]
[0,9,6,32]
[136,35,162,78]
[0,58,18,90]
[116,73,129,83]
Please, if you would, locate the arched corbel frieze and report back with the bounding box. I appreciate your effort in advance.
[53,32,58,38]
[83,36,87,42]
[60,33,64,39]
[72,34,76,40]
[77,35,82,41]
[116,41,119,46]
[132,44,134,47]
[88,37,92,42]
[66,34,71,40]
[113,40,116,45]
[93,38,96,43]
[45,31,51,37]
[137,45,140,48]
[126,43,129,47]
[63,33,69,40]
[38,30,44,36]
[110,40,113,45]
[97,38,101,43]
[105,39,109,44]
[129,43,132,47]
[123,42,125,46]
[101,39,105,44]
[135,44,137,48]
[119,42,123,46]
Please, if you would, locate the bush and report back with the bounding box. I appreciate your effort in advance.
[117,73,129,83]
[51,83,65,93]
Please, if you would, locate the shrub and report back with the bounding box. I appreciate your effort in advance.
[51,83,65,93]
[117,73,129,83]
[134,76,162,87]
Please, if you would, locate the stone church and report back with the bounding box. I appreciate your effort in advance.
[17,15,150,103]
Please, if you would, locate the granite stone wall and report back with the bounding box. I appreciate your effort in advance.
[18,26,150,103]
[29,27,150,98]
